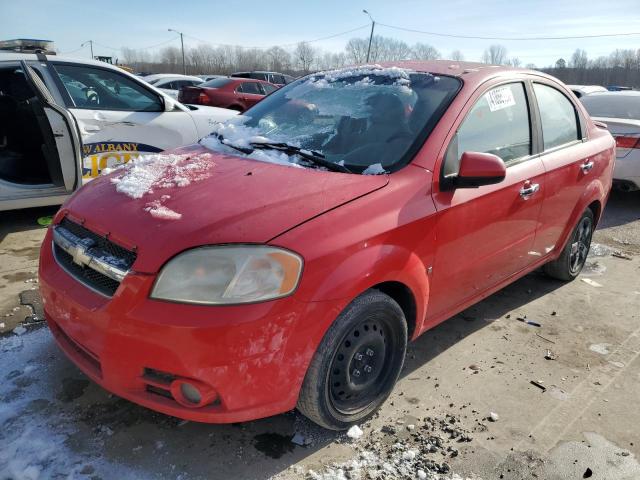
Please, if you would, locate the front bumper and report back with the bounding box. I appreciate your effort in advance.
[39,228,344,423]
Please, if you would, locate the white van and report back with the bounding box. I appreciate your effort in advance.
[0,53,236,211]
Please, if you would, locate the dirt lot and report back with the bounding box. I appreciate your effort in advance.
[1,191,639,480]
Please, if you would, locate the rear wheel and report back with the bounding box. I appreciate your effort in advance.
[297,290,407,430]
[544,208,594,281]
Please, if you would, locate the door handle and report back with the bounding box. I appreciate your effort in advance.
[83,125,101,132]
[581,160,594,173]
[520,183,540,199]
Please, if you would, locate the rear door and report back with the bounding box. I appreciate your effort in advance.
[237,82,265,108]
[529,81,595,255]
[49,62,199,180]
[428,81,545,321]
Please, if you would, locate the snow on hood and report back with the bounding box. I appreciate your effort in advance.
[105,152,216,220]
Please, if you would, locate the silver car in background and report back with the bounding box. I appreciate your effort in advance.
[581,91,640,191]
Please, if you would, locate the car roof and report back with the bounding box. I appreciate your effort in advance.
[228,77,274,85]
[144,74,202,82]
[0,51,126,68]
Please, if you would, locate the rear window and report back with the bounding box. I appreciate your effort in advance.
[201,78,232,88]
[581,94,640,120]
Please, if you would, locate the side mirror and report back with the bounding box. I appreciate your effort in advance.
[163,96,177,111]
[451,152,506,188]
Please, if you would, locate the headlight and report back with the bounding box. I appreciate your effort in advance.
[150,245,303,305]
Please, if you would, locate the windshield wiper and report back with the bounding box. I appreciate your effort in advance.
[206,133,253,154]
[250,141,352,173]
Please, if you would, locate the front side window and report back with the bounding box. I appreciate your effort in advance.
[534,83,579,150]
[202,66,461,174]
[444,82,531,176]
[54,64,162,112]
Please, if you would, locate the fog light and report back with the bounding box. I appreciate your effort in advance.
[170,379,218,408]
[180,382,202,404]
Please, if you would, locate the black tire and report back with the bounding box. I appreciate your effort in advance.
[544,208,595,281]
[297,289,408,430]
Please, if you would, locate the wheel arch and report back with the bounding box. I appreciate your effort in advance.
[554,179,605,257]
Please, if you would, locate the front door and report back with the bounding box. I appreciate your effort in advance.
[427,81,545,322]
[50,62,198,180]
[0,62,81,210]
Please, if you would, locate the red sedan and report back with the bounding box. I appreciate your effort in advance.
[40,61,614,430]
[178,77,278,112]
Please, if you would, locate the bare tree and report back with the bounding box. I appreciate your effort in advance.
[508,57,522,68]
[411,43,441,60]
[525,63,537,69]
[265,46,290,72]
[570,49,588,69]
[482,44,508,65]
[555,58,566,69]
[345,37,369,64]
[294,42,316,73]
[450,50,464,61]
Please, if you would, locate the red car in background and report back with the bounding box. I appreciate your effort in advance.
[178,77,278,112]
[40,61,614,431]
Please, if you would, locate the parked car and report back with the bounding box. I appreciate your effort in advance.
[142,74,204,99]
[39,61,614,430]
[0,53,236,211]
[581,91,640,191]
[178,77,278,112]
[566,84,607,98]
[230,71,293,86]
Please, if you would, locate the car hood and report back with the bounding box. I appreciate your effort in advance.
[184,105,238,138]
[60,144,389,273]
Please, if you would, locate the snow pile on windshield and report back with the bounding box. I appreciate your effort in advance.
[200,120,305,169]
[107,153,215,220]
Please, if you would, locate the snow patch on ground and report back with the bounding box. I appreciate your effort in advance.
[346,425,363,440]
[0,329,147,479]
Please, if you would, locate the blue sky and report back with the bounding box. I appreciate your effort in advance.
[2,0,639,66]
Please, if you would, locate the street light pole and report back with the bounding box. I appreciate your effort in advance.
[168,29,186,75]
[363,10,375,63]
[82,40,94,59]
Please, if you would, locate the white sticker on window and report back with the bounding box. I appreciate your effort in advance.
[485,86,516,112]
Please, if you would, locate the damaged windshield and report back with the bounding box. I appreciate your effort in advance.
[201,65,461,174]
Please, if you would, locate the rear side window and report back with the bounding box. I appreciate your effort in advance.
[262,83,278,95]
[238,82,262,95]
[444,82,531,176]
[534,83,579,150]
[54,64,162,112]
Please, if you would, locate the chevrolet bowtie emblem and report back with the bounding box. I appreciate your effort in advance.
[71,243,93,268]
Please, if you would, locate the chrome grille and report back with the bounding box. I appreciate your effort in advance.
[52,218,136,297]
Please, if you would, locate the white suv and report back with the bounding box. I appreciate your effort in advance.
[0,53,237,211]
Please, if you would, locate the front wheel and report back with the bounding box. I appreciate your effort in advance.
[297,290,408,430]
[544,208,594,281]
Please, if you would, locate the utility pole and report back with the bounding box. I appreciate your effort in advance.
[168,29,186,75]
[363,10,375,63]
[81,40,94,59]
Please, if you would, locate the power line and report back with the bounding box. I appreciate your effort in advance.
[377,22,640,41]
[182,24,370,50]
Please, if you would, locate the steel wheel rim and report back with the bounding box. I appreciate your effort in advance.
[569,216,593,274]
[328,317,394,414]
